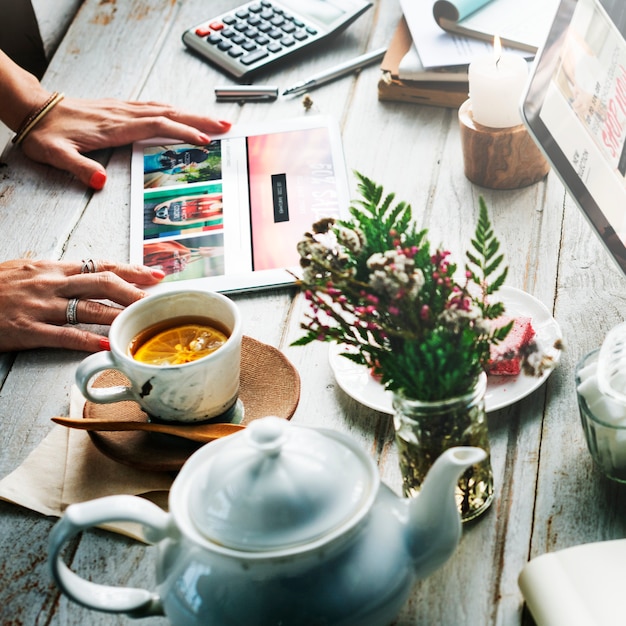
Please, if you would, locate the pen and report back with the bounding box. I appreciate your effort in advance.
[282,47,387,97]
[215,86,279,102]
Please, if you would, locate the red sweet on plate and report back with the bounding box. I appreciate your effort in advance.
[488,316,536,376]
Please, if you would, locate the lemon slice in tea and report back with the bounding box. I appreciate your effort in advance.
[133,324,228,365]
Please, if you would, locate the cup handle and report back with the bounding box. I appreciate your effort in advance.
[75,351,137,404]
[48,495,172,617]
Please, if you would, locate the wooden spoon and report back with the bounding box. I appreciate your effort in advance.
[51,417,245,443]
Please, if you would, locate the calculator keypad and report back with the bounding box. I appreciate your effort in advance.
[192,1,318,69]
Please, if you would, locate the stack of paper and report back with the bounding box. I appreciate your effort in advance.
[518,540,626,626]
[378,0,559,108]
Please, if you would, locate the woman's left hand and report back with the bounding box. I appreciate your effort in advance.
[20,97,231,190]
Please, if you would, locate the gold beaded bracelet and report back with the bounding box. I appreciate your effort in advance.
[12,91,65,145]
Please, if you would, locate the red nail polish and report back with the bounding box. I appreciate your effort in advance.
[219,120,232,130]
[151,268,166,280]
[198,133,211,144]
[99,337,111,351]
[89,170,107,190]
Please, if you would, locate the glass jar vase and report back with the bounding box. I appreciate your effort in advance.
[392,372,493,522]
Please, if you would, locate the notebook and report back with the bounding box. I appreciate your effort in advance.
[130,115,350,294]
[522,0,626,276]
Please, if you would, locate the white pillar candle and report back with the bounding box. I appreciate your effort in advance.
[468,37,529,128]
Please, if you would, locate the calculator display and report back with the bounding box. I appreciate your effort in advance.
[182,0,372,80]
[280,0,345,26]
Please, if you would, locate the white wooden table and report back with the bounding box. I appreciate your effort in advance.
[2,1,626,624]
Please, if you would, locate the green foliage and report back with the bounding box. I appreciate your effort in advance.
[294,172,513,401]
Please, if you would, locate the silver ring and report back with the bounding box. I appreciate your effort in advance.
[66,298,79,325]
[80,259,97,274]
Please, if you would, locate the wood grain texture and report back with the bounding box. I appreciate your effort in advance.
[459,100,550,189]
[0,1,621,625]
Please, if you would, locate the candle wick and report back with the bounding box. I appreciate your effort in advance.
[495,54,501,69]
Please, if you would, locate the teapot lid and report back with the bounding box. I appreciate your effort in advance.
[188,416,376,551]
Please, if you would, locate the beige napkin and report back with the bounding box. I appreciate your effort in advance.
[0,387,172,542]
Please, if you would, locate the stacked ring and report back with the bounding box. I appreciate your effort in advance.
[81,259,97,274]
[66,298,79,325]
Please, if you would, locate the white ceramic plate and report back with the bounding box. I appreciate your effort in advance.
[328,286,562,413]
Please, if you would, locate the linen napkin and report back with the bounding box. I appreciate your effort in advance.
[0,387,172,542]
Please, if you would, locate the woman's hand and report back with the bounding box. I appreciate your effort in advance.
[0,259,165,352]
[20,97,231,189]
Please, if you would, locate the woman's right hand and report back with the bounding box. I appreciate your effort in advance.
[0,259,165,352]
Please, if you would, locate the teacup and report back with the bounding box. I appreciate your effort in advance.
[76,289,242,422]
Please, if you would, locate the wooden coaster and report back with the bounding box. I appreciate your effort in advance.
[83,336,301,471]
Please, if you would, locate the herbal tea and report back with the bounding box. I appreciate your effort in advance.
[129,316,229,365]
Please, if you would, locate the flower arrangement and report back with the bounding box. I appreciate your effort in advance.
[293,172,553,402]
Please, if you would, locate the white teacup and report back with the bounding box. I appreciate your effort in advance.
[76,289,242,422]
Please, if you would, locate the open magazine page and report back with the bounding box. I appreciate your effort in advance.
[399,0,528,69]
[433,0,558,52]
[539,0,626,242]
[130,116,349,294]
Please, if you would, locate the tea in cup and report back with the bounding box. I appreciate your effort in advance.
[75,289,242,422]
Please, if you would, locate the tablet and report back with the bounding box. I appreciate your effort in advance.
[522,0,626,274]
[130,115,350,294]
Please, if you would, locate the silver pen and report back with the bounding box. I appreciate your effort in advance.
[282,47,387,97]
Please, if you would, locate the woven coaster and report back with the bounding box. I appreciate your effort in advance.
[83,336,300,471]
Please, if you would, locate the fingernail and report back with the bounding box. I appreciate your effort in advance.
[89,170,107,190]
[219,120,232,130]
[151,268,166,279]
[198,133,211,143]
[99,337,111,351]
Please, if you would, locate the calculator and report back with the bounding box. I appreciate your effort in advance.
[182,0,373,80]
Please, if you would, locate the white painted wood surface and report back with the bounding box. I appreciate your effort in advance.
[1,1,626,624]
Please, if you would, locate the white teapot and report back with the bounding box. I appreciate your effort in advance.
[49,416,485,625]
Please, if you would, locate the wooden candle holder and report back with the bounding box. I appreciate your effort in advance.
[458,99,550,190]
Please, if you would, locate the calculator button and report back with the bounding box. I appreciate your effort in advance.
[281,36,295,46]
[294,31,309,41]
[218,40,233,51]
[195,25,212,37]
[232,35,246,45]
[235,9,249,19]
[228,48,245,58]
[242,41,257,51]
[256,35,270,45]
[235,22,249,31]
[268,28,283,38]
[267,42,282,53]
[240,48,269,65]
[293,19,304,27]
[243,27,258,37]
[209,21,224,30]
[281,22,296,34]
[207,34,222,44]
[270,15,284,26]
[221,28,236,38]
[248,15,261,26]
[260,9,273,20]
[258,22,272,33]
[249,3,263,12]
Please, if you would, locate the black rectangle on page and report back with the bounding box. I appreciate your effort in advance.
[271,173,289,223]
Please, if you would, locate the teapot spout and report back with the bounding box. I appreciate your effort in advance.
[404,446,487,579]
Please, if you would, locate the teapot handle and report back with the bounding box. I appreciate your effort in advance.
[48,495,172,617]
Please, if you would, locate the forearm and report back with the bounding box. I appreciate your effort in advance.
[0,49,50,131]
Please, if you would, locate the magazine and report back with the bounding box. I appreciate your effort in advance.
[130,115,350,294]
